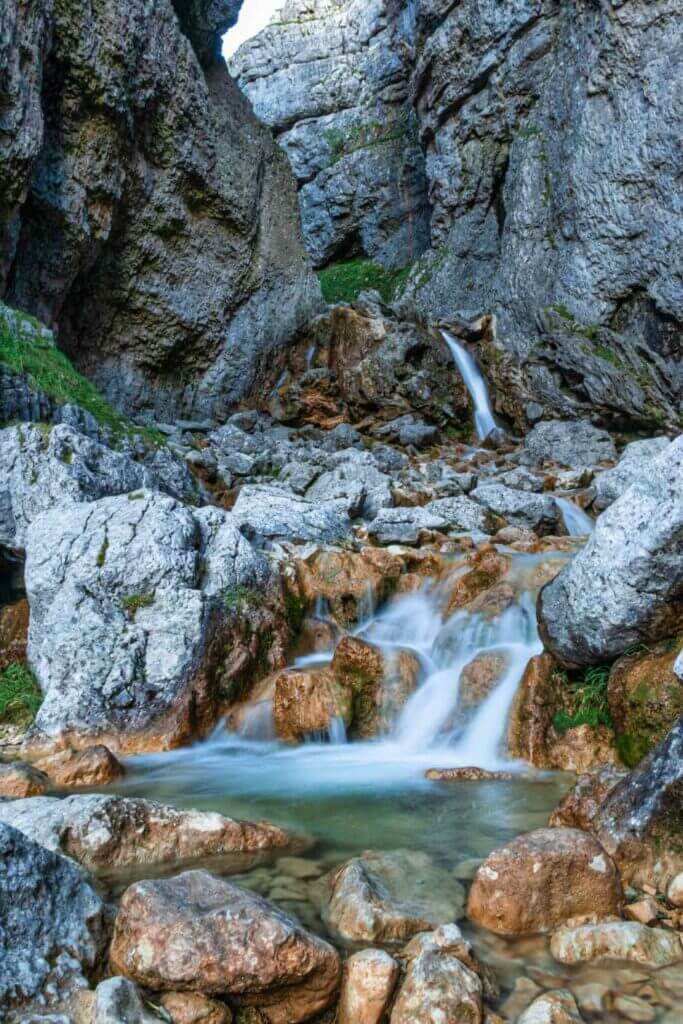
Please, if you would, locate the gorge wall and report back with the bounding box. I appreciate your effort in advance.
[234,0,682,433]
[0,0,322,421]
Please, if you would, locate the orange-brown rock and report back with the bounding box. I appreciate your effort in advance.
[467,581,516,619]
[34,745,124,788]
[445,548,511,616]
[295,547,403,626]
[110,871,341,1024]
[0,597,29,670]
[467,828,622,937]
[425,767,516,782]
[0,760,48,798]
[544,724,620,772]
[273,667,352,743]
[331,636,420,739]
[296,618,340,656]
[159,991,233,1024]
[390,925,483,1024]
[338,949,400,1024]
[607,639,683,767]
[454,653,507,726]
[225,673,277,738]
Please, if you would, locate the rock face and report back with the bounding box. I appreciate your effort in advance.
[467,828,622,937]
[0,822,106,1018]
[0,0,320,419]
[0,795,291,876]
[109,870,341,1023]
[24,491,269,752]
[538,435,683,668]
[230,0,430,269]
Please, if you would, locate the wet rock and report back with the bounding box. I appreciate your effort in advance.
[273,667,352,743]
[538,436,683,668]
[0,423,196,550]
[467,828,622,936]
[0,795,291,876]
[24,492,269,753]
[425,767,515,782]
[593,437,672,510]
[331,636,420,739]
[451,653,508,726]
[368,507,448,546]
[34,746,124,788]
[547,766,628,833]
[390,926,483,1024]
[470,483,560,534]
[313,849,466,947]
[159,991,233,1024]
[550,920,683,968]
[624,896,660,925]
[232,485,351,544]
[521,421,617,469]
[499,977,543,1020]
[517,990,584,1024]
[0,822,106,1016]
[0,761,48,798]
[667,873,683,908]
[0,596,29,671]
[109,870,341,1024]
[607,640,683,767]
[338,949,400,1024]
[295,547,403,627]
[445,548,511,616]
[613,995,656,1023]
[94,977,159,1024]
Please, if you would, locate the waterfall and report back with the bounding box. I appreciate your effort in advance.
[441,329,498,441]
[555,496,594,536]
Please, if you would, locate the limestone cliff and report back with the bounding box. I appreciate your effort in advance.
[235,0,682,432]
[0,0,322,420]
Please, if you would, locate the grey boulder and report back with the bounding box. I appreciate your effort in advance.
[471,482,560,534]
[232,484,352,543]
[25,492,268,751]
[521,420,617,469]
[538,435,683,667]
[425,496,496,535]
[368,507,449,546]
[0,823,105,1019]
[593,436,672,510]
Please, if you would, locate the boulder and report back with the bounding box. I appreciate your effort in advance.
[331,636,421,739]
[338,949,400,1024]
[389,928,483,1024]
[0,823,106,1016]
[517,990,584,1024]
[232,485,351,544]
[368,507,448,546]
[273,667,352,743]
[424,496,497,534]
[109,870,341,1024]
[607,640,683,766]
[445,548,511,616]
[521,421,617,469]
[593,436,672,510]
[159,992,233,1024]
[0,423,196,549]
[467,828,622,936]
[307,462,393,519]
[0,761,48,798]
[470,483,560,534]
[24,492,268,753]
[34,745,124,788]
[294,547,403,626]
[538,436,683,668]
[94,977,159,1024]
[547,766,629,833]
[550,920,683,968]
[0,795,291,876]
[312,849,466,946]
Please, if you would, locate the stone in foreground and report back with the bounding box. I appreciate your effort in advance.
[0,822,106,1017]
[517,989,584,1024]
[467,828,621,936]
[390,925,483,1024]
[338,949,399,1024]
[109,870,341,1024]
[550,920,683,968]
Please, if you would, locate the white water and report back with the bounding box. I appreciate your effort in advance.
[555,496,594,536]
[126,558,548,799]
[441,329,498,441]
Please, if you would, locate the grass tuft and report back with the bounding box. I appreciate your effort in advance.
[318,258,412,305]
[121,592,156,617]
[0,662,43,726]
[222,585,262,612]
[553,664,613,734]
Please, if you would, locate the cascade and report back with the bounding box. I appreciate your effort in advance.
[441,329,498,441]
[555,496,595,536]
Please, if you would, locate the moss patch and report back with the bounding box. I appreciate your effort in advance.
[318,258,412,305]
[222,585,262,613]
[0,662,42,727]
[121,592,156,617]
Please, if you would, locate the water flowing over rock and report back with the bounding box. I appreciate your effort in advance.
[230,0,430,269]
[467,828,622,937]
[538,435,683,668]
[0,0,321,419]
[0,822,106,1019]
[109,870,341,1023]
[24,491,269,752]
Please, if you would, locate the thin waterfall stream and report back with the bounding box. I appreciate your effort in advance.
[441,329,498,441]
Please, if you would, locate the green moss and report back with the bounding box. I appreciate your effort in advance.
[0,304,164,447]
[323,115,410,166]
[121,592,156,617]
[318,258,413,305]
[0,662,43,726]
[96,531,109,568]
[616,732,652,769]
[222,585,262,613]
[127,491,145,501]
[284,591,307,637]
[553,665,613,734]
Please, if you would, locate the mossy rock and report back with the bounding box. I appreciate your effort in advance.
[608,639,683,767]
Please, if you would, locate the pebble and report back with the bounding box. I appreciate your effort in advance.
[613,995,656,1022]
